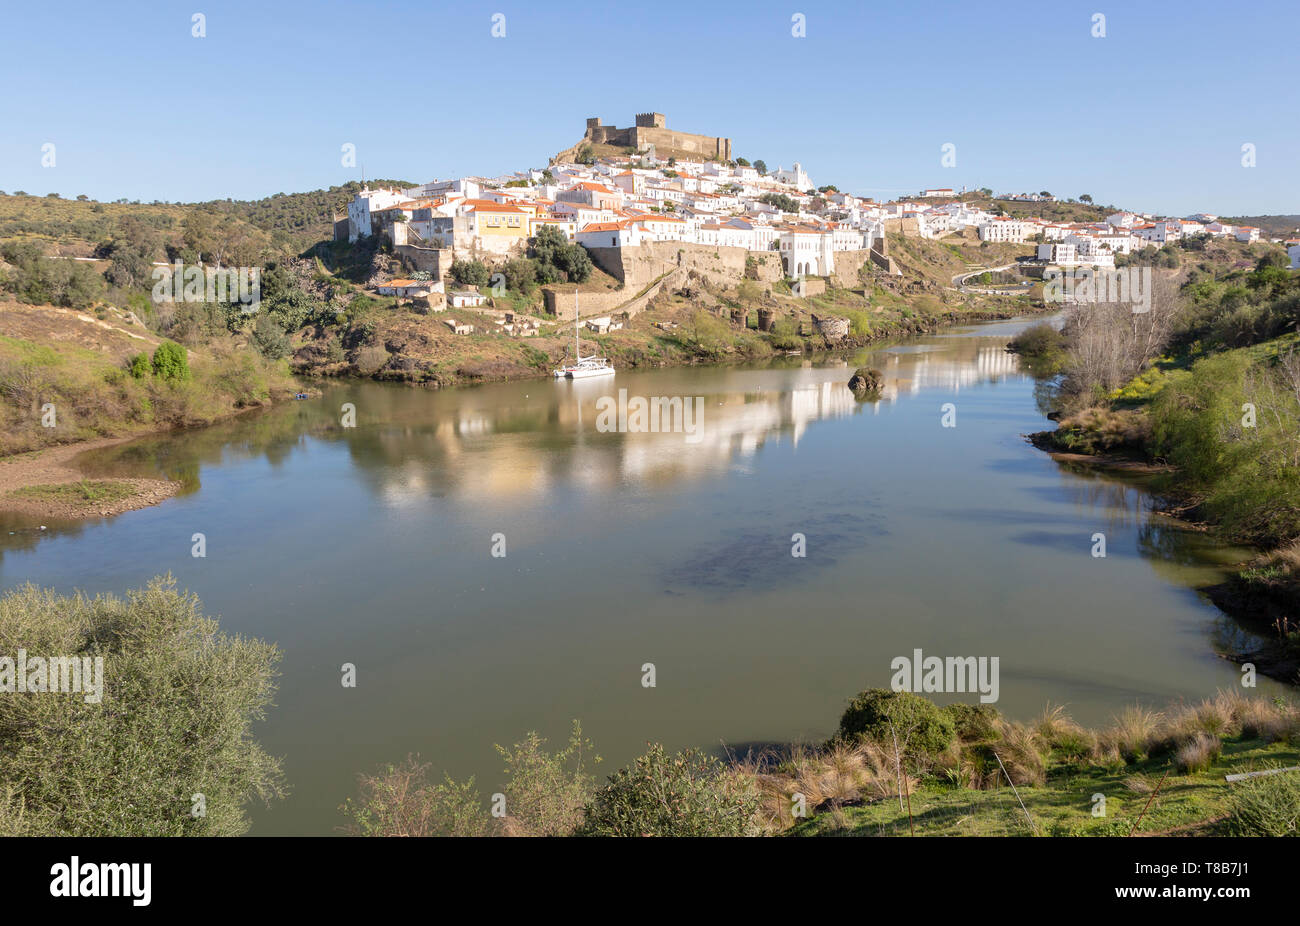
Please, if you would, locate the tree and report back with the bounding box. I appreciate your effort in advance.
[753,159,767,175]
[1079,193,1093,204]
[736,157,750,167]
[151,340,190,381]
[836,688,956,759]
[530,225,592,283]
[760,192,799,213]
[252,311,290,359]
[0,240,104,309]
[0,577,284,835]
[501,257,537,294]
[104,216,164,290]
[577,744,761,837]
[450,259,491,287]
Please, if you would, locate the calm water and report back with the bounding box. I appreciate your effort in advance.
[1,315,1282,834]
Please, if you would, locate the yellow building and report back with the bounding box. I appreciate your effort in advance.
[463,200,530,239]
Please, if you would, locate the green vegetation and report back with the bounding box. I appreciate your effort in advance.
[781,691,1300,837]
[1149,345,1300,546]
[0,577,284,835]
[340,689,1300,837]
[760,192,798,213]
[344,721,601,837]
[12,480,137,505]
[1038,245,1300,547]
[577,744,761,837]
[0,239,103,308]
[1228,766,1300,835]
[836,688,956,758]
[1007,322,1068,374]
[0,332,297,456]
[151,340,190,381]
[450,258,491,287]
[529,224,593,284]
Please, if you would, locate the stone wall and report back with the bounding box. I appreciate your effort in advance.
[812,314,849,339]
[542,267,687,321]
[745,251,785,283]
[543,288,633,321]
[579,116,730,161]
[829,250,875,288]
[394,244,453,279]
[585,241,754,290]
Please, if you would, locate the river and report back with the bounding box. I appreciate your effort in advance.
[0,313,1283,834]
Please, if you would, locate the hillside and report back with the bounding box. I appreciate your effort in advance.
[1224,214,1300,240]
[0,299,299,457]
[0,181,414,259]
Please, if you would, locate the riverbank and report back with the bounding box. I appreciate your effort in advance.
[776,690,1300,837]
[0,438,181,519]
[2,295,1047,521]
[293,293,1053,389]
[1016,253,1300,686]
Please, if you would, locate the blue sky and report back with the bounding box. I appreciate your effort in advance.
[2,0,1297,216]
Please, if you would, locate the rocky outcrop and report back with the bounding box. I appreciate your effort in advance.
[848,367,884,395]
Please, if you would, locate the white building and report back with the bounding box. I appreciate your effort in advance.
[780,227,835,276]
[978,218,1032,243]
[772,162,813,192]
[347,187,407,242]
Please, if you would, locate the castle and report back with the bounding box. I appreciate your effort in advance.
[583,112,732,161]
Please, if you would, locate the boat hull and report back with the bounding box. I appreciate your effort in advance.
[566,365,615,379]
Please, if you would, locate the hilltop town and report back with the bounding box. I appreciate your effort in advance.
[334,111,1300,337]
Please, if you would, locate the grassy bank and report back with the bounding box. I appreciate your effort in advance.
[0,303,301,458]
[1020,244,1300,676]
[337,687,1300,838]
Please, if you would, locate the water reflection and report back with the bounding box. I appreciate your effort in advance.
[2,314,1288,836]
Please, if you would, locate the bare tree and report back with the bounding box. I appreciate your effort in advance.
[1061,271,1180,405]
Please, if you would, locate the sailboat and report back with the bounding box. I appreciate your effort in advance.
[553,290,614,379]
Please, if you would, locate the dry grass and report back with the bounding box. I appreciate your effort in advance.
[730,693,1299,834]
[1174,733,1223,774]
[1095,692,1298,766]
[732,741,917,834]
[992,722,1048,787]
[1099,706,1165,762]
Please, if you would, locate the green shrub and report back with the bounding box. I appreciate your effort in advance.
[342,758,489,837]
[0,577,283,835]
[450,259,491,288]
[577,744,760,837]
[1150,349,1300,545]
[944,703,1002,743]
[151,340,190,381]
[127,352,152,379]
[836,688,956,758]
[1229,768,1300,836]
[494,720,599,836]
[1007,323,1067,374]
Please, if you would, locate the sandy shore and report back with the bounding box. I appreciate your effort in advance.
[0,438,180,519]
